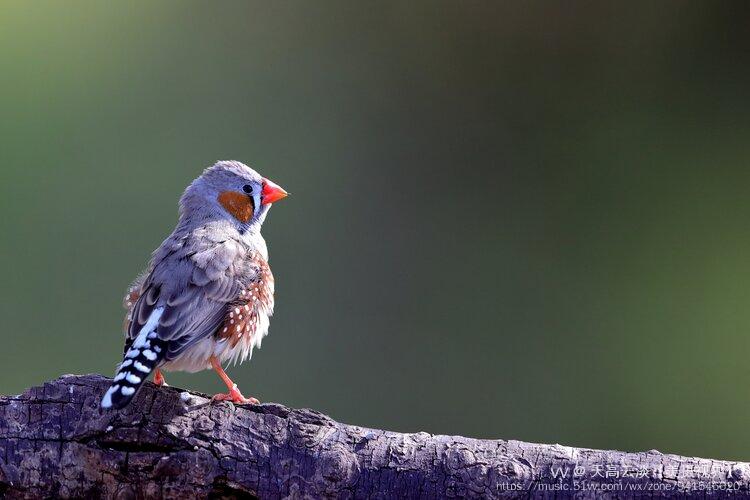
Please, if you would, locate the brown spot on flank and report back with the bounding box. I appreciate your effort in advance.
[218,191,254,223]
[215,253,274,348]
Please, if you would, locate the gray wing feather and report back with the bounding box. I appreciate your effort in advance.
[127,234,259,362]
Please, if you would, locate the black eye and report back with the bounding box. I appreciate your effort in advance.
[242,184,253,194]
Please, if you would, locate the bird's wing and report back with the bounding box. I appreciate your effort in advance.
[126,234,261,362]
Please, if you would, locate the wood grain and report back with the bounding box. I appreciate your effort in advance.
[1,374,748,498]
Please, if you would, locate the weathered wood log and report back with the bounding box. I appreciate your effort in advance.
[0,374,748,498]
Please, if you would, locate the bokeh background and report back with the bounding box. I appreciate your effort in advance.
[2,1,750,461]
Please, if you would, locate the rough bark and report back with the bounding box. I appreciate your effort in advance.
[0,375,748,499]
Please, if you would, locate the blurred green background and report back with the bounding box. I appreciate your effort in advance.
[2,1,750,461]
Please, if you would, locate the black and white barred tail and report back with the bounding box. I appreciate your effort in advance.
[101,307,167,409]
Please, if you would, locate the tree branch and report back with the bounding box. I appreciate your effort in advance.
[0,375,748,498]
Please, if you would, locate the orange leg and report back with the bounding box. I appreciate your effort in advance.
[210,356,259,405]
[153,368,167,386]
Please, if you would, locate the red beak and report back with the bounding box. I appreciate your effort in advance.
[261,178,288,205]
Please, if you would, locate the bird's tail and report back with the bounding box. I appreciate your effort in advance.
[101,329,168,409]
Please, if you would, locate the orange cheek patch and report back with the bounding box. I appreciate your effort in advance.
[218,191,254,223]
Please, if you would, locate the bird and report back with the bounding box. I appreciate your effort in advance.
[101,160,288,409]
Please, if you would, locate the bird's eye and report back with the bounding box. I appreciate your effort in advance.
[242,184,253,194]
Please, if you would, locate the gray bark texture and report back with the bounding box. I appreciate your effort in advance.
[1,374,749,499]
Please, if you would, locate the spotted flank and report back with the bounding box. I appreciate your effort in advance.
[101,307,167,409]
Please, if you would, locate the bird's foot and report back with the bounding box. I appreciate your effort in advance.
[153,368,168,387]
[212,384,259,405]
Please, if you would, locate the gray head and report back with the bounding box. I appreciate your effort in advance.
[178,160,288,233]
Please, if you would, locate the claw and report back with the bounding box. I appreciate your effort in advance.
[212,384,259,405]
[154,368,168,387]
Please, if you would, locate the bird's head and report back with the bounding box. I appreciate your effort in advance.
[179,160,288,232]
